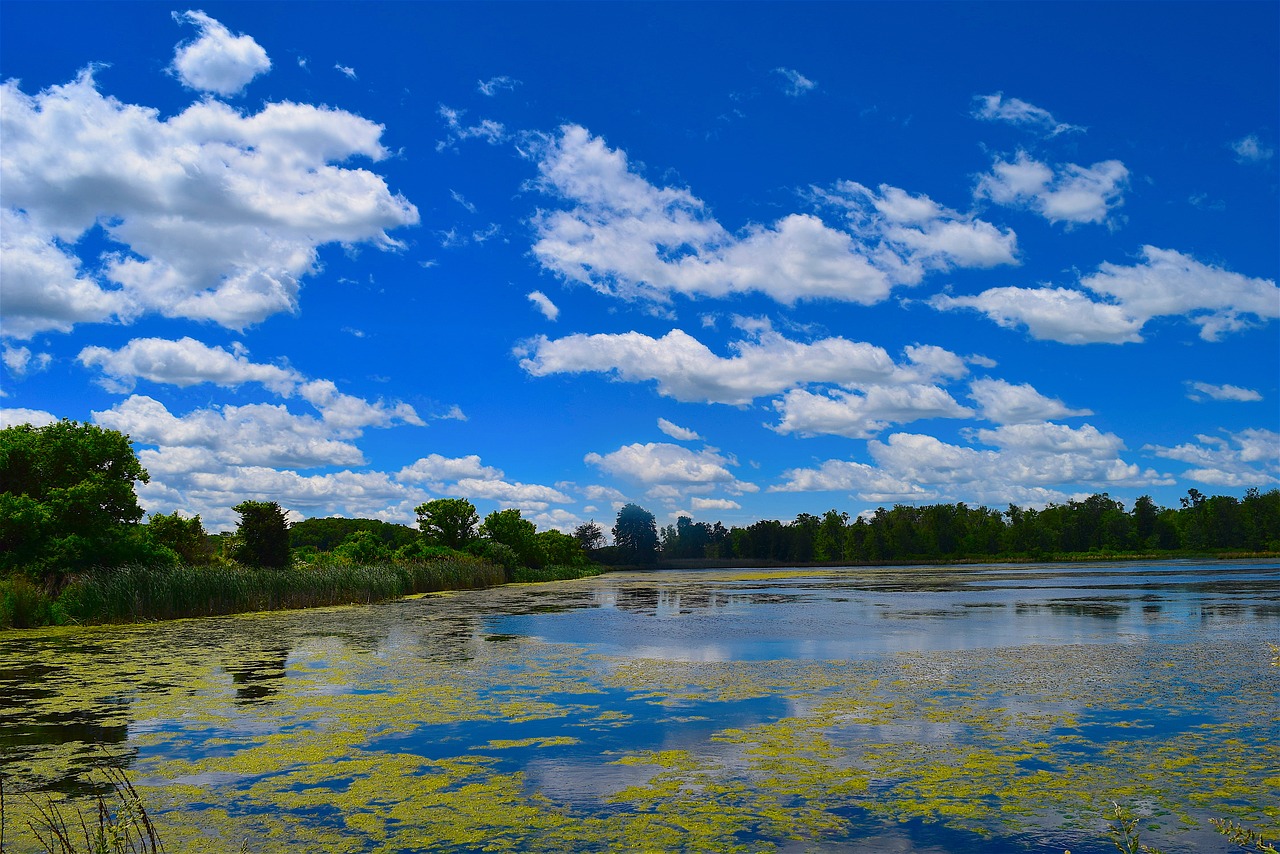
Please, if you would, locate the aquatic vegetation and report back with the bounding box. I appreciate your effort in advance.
[1,563,1276,852]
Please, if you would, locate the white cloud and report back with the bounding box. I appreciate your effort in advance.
[334,64,357,80]
[968,378,1091,424]
[775,67,817,96]
[585,442,758,501]
[530,125,914,306]
[775,424,1169,506]
[657,418,702,441]
[436,105,506,151]
[770,384,973,438]
[395,453,570,511]
[78,337,301,394]
[2,345,51,378]
[932,286,1142,345]
[690,497,741,511]
[1232,133,1275,164]
[398,454,503,485]
[816,181,1019,277]
[519,326,925,405]
[477,76,519,97]
[971,93,1083,136]
[975,150,1128,226]
[0,407,58,428]
[527,291,560,320]
[1186,382,1263,403]
[1,69,418,337]
[1145,429,1279,487]
[931,246,1277,344]
[1080,246,1279,341]
[170,10,271,97]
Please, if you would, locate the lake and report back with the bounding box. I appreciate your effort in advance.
[1,560,1277,852]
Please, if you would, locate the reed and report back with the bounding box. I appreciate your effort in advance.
[0,557,508,628]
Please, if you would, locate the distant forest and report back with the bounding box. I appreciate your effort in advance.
[608,489,1280,565]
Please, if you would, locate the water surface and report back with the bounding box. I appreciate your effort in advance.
[1,561,1276,852]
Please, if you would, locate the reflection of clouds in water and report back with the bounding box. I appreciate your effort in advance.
[629,644,733,662]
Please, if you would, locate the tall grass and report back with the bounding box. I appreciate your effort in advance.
[0,557,507,628]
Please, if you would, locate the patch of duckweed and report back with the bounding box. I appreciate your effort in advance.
[2,567,1276,852]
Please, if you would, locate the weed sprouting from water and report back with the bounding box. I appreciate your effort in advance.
[1,765,161,854]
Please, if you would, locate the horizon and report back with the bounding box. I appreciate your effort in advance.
[1,2,1277,534]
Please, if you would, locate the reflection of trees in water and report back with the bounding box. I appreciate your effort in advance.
[224,645,289,705]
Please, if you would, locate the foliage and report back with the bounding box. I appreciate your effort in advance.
[329,530,393,565]
[415,498,480,550]
[290,517,416,552]
[536,529,590,567]
[613,503,658,564]
[2,763,161,854]
[480,509,542,569]
[146,511,212,565]
[232,501,291,569]
[509,564,605,583]
[0,421,151,581]
[656,489,1280,564]
[572,521,606,551]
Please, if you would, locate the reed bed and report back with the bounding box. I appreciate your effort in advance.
[1,557,507,628]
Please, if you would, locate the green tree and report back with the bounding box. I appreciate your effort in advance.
[232,501,291,568]
[0,420,151,579]
[480,508,542,568]
[146,511,212,564]
[613,503,658,564]
[330,529,392,564]
[415,498,480,550]
[536,529,589,566]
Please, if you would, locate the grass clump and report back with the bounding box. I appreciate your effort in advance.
[509,564,605,583]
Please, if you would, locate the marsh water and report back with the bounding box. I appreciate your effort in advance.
[1,561,1277,853]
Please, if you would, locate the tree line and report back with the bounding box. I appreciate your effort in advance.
[601,490,1280,565]
[0,421,591,588]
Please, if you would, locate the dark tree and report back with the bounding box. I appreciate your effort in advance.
[480,508,542,568]
[147,511,212,564]
[572,520,606,551]
[233,501,292,568]
[613,503,658,564]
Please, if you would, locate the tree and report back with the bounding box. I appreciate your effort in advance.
[415,498,480,550]
[573,521,605,551]
[0,420,150,578]
[233,501,291,568]
[479,508,541,568]
[613,503,658,564]
[536,529,589,566]
[147,511,212,564]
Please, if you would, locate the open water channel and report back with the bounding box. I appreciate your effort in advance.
[1,561,1277,852]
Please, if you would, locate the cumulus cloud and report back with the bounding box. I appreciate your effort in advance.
[530,125,935,306]
[657,418,702,441]
[0,408,59,429]
[1,69,418,338]
[691,497,741,511]
[585,442,757,500]
[775,424,1169,506]
[519,324,966,405]
[971,93,1083,136]
[770,384,973,438]
[1145,429,1279,487]
[775,67,817,96]
[815,181,1019,278]
[930,247,1277,344]
[968,378,1091,424]
[975,150,1128,226]
[1232,133,1275,164]
[78,336,301,394]
[1186,382,1263,403]
[396,453,571,512]
[527,290,560,320]
[2,345,52,378]
[170,10,271,96]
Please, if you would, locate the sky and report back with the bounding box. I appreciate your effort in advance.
[1,2,1277,534]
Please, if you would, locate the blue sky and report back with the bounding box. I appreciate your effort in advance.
[2,2,1277,533]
